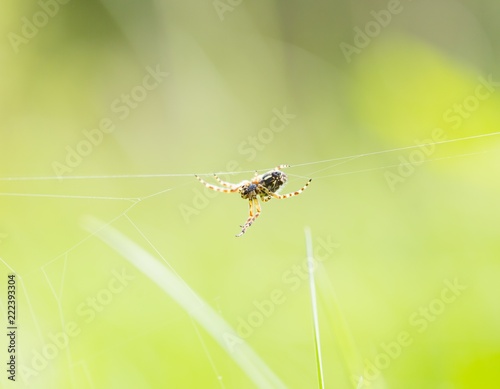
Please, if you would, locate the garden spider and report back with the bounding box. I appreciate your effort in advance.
[195,164,312,237]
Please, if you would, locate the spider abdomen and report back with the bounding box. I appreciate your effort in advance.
[260,171,287,193]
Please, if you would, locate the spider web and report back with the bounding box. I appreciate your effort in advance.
[0,130,498,388]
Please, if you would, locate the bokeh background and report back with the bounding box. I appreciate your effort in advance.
[1,0,500,388]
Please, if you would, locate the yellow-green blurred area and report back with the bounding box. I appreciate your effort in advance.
[1,0,500,388]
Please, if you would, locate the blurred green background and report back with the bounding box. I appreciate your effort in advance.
[1,0,500,388]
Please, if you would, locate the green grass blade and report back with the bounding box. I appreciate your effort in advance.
[82,216,288,389]
[305,227,326,389]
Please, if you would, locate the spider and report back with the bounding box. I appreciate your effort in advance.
[195,164,312,237]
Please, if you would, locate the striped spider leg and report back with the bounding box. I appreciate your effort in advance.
[213,173,238,188]
[236,197,261,237]
[261,178,312,200]
[194,174,241,193]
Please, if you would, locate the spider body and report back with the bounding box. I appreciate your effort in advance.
[260,170,287,193]
[195,164,311,237]
[258,171,287,200]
